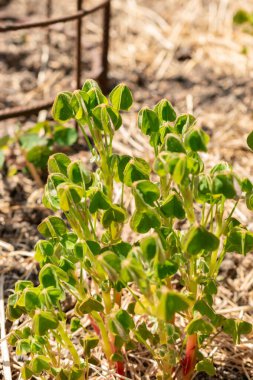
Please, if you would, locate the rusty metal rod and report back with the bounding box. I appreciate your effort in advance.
[76,0,83,90]
[98,0,111,92]
[0,1,109,32]
[0,100,54,121]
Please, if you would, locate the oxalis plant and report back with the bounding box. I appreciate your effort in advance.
[7,79,253,380]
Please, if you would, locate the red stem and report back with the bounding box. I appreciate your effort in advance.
[181,334,197,380]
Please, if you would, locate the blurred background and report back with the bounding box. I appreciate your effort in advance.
[1,1,253,377]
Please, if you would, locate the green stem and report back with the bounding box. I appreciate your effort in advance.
[92,312,113,361]
[58,323,80,365]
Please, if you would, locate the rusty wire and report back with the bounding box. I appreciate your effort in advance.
[0,0,111,122]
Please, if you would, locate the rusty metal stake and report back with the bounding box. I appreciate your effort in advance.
[76,0,83,90]
[98,0,111,93]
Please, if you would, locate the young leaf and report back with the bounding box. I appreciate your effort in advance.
[57,183,84,211]
[130,210,161,233]
[87,88,108,109]
[134,180,160,206]
[247,130,253,151]
[101,205,127,228]
[89,190,111,213]
[92,104,122,132]
[154,99,176,122]
[184,128,209,152]
[123,157,150,186]
[164,134,186,153]
[48,153,71,176]
[138,107,159,135]
[30,355,51,374]
[52,92,73,122]
[109,83,133,111]
[174,114,195,134]
[155,260,178,279]
[212,173,236,199]
[33,311,59,336]
[82,79,101,92]
[225,227,253,255]
[78,297,104,314]
[160,192,185,219]
[38,216,67,238]
[157,290,190,322]
[140,235,158,261]
[54,127,78,146]
[196,359,215,376]
[183,226,219,255]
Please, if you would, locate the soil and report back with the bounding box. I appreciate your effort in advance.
[0,0,253,379]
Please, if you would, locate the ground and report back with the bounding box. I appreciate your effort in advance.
[0,0,253,379]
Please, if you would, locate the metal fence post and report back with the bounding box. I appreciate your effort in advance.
[76,0,83,90]
[98,0,111,92]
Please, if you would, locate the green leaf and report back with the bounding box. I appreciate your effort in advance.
[140,236,158,261]
[24,288,41,312]
[39,264,68,288]
[38,216,67,238]
[186,318,213,335]
[20,133,48,150]
[16,339,31,355]
[54,127,78,146]
[0,134,10,148]
[164,134,186,153]
[87,88,108,109]
[194,174,212,203]
[110,310,134,340]
[82,79,101,92]
[123,157,150,186]
[35,240,54,262]
[156,260,178,279]
[89,190,111,213]
[6,294,25,321]
[109,83,133,111]
[86,240,101,256]
[134,180,160,206]
[157,290,190,322]
[52,92,73,122]
[26,145,51,168]
[212,173,236,199]
[43,173,67,210]
[138,107,159,135]
[160,192,185,219]
[101,205,127,228]
[225,227,253,255]
[246,191,253,210]
[48,153,71,176]
[185,128,209,152]
[14,281,34,292]
[233,9,251,25]
[183,226,219,255]
[21,365,34,380]
[92,104,122,132]
[196,359,215,376]
[33,311,58,336]
[78,297,104,314]
[57,183,84,211]
[130,210,161,233]
[223,318,252,344]
[154,99,176,122]
[98,251,121,282]
[241,178,253,193]
[30,355,51,374]
[67,160,92,187]
[247,130,253,150]
[187,151,204,175]
[83,336,99,356]
[71,90,90,122]
[70,317,81,332]
[174,114,195,134]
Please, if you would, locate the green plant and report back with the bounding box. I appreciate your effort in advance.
[7,79,252,380]
[0,121,77,184]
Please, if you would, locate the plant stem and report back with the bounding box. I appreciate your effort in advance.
[58,323,81,366]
